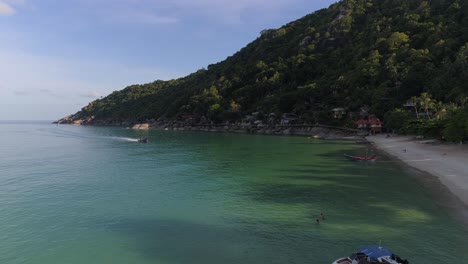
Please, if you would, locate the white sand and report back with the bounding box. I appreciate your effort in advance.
[367,135,468,207]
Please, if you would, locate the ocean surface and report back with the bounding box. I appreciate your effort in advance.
[0,121,467,264]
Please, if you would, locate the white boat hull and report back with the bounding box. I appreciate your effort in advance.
[332,256,403,264]
[332,257,352,264]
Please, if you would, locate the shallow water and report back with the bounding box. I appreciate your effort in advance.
[0,122,467,263]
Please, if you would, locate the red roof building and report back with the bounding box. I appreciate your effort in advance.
[356,114,383,134]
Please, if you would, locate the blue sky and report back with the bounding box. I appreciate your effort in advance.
[0,0,337,120]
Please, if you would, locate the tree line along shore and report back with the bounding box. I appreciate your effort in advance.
[57,0,468,143]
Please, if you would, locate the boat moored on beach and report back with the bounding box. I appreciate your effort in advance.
[344,154,377,161]
[344,148,377,161]
[332,245,408,264]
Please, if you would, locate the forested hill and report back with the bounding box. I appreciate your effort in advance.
[62,0,468,130]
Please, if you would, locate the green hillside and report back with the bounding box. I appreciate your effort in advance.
[64,0,468,140]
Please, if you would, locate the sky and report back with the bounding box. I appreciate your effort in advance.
[0,0,337,120]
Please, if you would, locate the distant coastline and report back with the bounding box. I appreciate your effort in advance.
[0,120,54,124]
[54,118,367,140]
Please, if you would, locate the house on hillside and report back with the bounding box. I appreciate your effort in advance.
[403,100,434,119]
[403,100,417,117]
[332,108,346,119]
[403,100,416,108]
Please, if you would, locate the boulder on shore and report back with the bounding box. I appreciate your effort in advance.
[132,123,150,130]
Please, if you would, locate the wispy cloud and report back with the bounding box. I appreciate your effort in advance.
[81,91,102,99]
[39,88,52,93]
[39,88,67,99]
[0,47,181,119]
[78,0,179,25]
[171,0,292,12]
[123,12,179,25]
[8,0,26,4]
[13,90,29,96]
[159,0,301,23]
[0,1,15,16]
[85,0,309,25]
[12,88,66,98]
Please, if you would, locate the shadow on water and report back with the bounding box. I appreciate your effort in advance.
[89,133,467,264]
[104,218,240,264]
[239,146,468,263]
[316,147,468,230]
[101,218,317,264]
[288,141,359,146]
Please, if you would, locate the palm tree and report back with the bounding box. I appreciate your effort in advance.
[418,93,435,119]
[410,96,420,119]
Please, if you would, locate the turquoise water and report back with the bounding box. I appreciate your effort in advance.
[0,122,466,264]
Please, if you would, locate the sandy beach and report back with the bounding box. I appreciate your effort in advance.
[367,135,468,210]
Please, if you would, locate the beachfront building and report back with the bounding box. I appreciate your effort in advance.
[356,119,369,130]
[368,114,383,134]
[356,114,383,134]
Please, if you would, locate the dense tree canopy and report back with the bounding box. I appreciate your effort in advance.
[69,0,467,139]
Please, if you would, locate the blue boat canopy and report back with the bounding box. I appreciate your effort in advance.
[358,245,393,260]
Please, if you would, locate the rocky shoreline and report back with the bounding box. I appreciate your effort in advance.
[54,116,366,140]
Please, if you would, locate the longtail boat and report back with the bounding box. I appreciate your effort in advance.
[344,154,377,161]
[137,138,148,143]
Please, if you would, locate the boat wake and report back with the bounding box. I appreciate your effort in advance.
[114,137,139,142]
[45,127,142,142]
